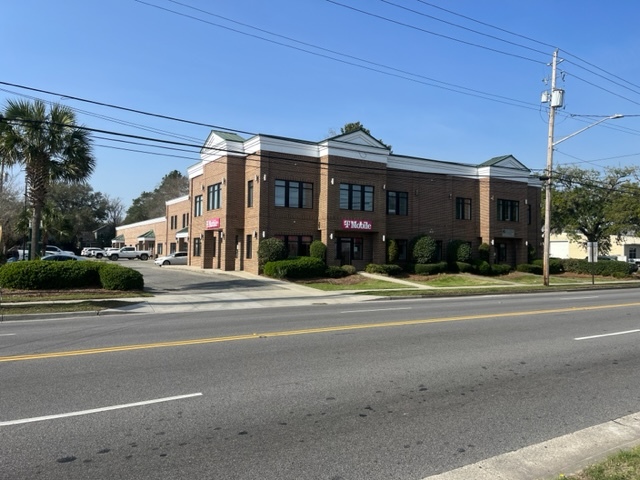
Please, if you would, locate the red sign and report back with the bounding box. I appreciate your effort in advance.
[342,219,372,230]
[206,218,221,229]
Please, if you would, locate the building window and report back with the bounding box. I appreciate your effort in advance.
[396,239,408,261]
[246,234,252,259]
[336,237,364,263]
[182,213,189,228]
[497,199,519,222]
[157,243,163,256]
[528,204,532,225]
[207,183,221,210]
[170,242,176,254]
[387,191,408,215]
[170,215,178,229]
[247,180,254,207]
[340,183,374,211]
[275,235,313,257]
[194,195,203,217]
[275,180,313,208]
[193,237,201,257]
[455,197,471,220]
[497,243,507,262]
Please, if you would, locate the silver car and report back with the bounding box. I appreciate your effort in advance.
[154,251,188,266]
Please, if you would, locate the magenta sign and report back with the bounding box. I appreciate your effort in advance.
[342,219,372,231]
[206,218,221,229]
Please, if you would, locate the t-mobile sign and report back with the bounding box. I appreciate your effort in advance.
[342,219,373,230]
[206,218,221,229]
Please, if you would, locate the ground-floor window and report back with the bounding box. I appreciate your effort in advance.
[157,243,163,256]
[336,237,363,265]
[396,239,408,261]
[275,235,313,257]
[170,242,176,254]
[497,243,507,262]
[193,237,201,257]
[246,235,252,259]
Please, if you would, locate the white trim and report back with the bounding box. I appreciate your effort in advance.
[117,216,165,231]
[166,195,188,206]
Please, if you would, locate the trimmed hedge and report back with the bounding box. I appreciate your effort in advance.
[309,240,327,260]
[516,264,543,275]
[561,259,634,277]
[365,263,403,276]
[258,238,288,267]
[263,257,326,279]
[0,260,143,290]
[325,266,348,278]
[414,262,448,275]
[532,258,565,274]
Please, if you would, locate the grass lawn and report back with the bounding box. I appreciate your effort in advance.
[406,273,515,287]
[299,276,409,291]
[556,444,640,479]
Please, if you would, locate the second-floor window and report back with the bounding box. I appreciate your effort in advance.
[170,215,178,229]
[207,183,221,210]
[386,191,408,215]
[182,213,189,228]
[340,183,374,211]
[497,199,519,222]
[194,195,203,217]
[455,197,471,220]
[275,180,313,208]
[247,180,254,207]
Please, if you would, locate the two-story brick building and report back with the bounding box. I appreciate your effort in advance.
[177,128,541,273]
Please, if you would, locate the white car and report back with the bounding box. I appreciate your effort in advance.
[46,245,75,256]
[81,247,107,258]
[154,251,188,266]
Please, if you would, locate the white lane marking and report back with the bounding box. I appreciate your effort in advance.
[560,296,600,300]
[340,307,412,314]
[575,329,640,341]
[0,393,202,426]
[0,334,16,336]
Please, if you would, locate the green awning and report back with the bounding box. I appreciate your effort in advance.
[176,227,188,238]
[112,234,125,242]
[137,230,155,241]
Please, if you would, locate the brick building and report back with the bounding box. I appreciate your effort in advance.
[181,128,542,273]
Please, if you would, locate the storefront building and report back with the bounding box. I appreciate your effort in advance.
[181,129,542,274]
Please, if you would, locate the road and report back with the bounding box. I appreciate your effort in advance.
[1,279,640,479]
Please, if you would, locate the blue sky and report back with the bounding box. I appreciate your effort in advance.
[3,0,639,209]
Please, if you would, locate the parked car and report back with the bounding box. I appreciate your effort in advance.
[81,247,106,259]
[46,245,75,256]
[154,251,188,266]
[41,254,85,261]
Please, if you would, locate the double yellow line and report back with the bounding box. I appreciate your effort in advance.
[2,302,639,362]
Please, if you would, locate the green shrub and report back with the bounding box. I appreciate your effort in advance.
[478,243,490,262]
[0,260,141,290]
[412,235,437,264]
[477,261,492,276]
[341,265,357,275]
[387,239,399,263]
[365,263,403,276]
[98,263,144,290]
[516,264,543,275]
[325,266,348,278]
[414,262,447,275]
[263,257,326,279]
[532,258,564,274]
[492,263,512,276]
[447,240,472,263]
[309,240,327,260]
[456,261,475,273]
[258,238,288,267]
[561,259,634,277]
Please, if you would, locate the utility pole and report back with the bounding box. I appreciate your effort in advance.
[542,49,562,287]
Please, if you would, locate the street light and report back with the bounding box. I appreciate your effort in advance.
[542,113,624,286]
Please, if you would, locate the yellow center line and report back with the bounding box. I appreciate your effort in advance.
[2,301,639,363]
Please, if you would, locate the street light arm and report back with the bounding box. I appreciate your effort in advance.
[553,114,624,147]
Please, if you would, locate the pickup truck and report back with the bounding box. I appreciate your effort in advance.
[108,246,151,261]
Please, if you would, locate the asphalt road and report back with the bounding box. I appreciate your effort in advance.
[1,276,640,479]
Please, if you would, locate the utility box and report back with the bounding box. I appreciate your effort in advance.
[551,89,564,107]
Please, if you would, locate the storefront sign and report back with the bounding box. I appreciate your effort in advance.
[342,219,373,231]
[206,218,221,229]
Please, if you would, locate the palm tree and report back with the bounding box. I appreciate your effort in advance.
[0,99,94,257]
